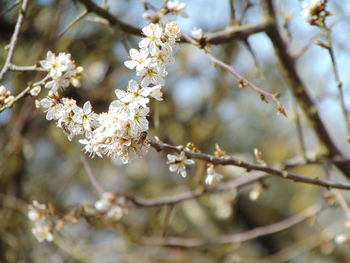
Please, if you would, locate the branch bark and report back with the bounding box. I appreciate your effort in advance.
[128,172,266,207]
[141,205,321,247]
[149,140,350,191]
[261,0,350,178]
[76,0,267,45]
[0,0,30,81]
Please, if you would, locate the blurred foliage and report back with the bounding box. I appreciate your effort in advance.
[1,0,350,262]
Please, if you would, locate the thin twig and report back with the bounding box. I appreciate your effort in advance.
[0,74,50,113]
[324,28,350,141]
[75,0,268,45]
[141,205,321,247]
[149,140,350,191]
[293,99,307,160]
[58,9,88,38]
[325,165,350,220]
[229,0,236,25]
[0,0,29,81]
[9,64,45,72]
[283,156,350,168]
[333,189,350,219]
[261,0,350,179]
[205,51,287,116]
[80,154,104,196]
[128,172,266,207]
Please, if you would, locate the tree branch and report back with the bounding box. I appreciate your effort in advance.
[260,0,350,178]
[0,74,49,113]
[141,205,321,248]
[0,0,30,81]
[128,172,266,207]
[149,140,350,191]
[75,0,267,45]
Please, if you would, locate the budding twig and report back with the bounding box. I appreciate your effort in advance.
[149,140,350,191]
[0,74,50,113]
[204,52,287,116]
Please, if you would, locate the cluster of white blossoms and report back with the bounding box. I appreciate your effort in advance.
[0,85,14,105]
[94,192,127,221]
[39,22,181,163]
[40,51,82,93]
[27,200,54,242]
[166,0,188,17]
[167,151,195,178]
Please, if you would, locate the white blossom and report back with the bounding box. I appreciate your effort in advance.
[334,234,350,245]
[28,200,54,242]
[0,85,14,105]
[124,48,152,72]
[28,200,46,221]
[40,51,75,78]
[95,192,115,211]
[192,27,203,40]
[30,86,42,97]
[31,222,53,242]
[167,151,195,178]
[205,166,223,185]
[40,97,63,120]
[105,205,123,220]
[301,0,325,18]
[166,0,188,17]
[139,64,167,87]
[164,22,181,44]
[139,23,163,56]
[72,101,98,132]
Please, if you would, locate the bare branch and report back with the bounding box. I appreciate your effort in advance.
[141,205,321,247]
[128,172,266,207]
[260,0,350,178]
[9,64,45,72]
[0,0,30,81]
[323,29,350,142]
[58,9,88,38]
[80,154,104,196]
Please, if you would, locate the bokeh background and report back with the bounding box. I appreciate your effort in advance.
[1,0,350,262]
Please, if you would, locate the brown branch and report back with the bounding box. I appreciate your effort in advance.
[9,64,45,72]
[75,0,267,45]
[141,205,321,248]
[0,0,30,81]
[283,156,350,169]
[80,154,104,196]
[128,172,266,207]
[75,0,142,36]
[0,74,49,113]
[293,100,307,160]
[149,140,350,191]
[260,0,350,178]
[324,29,350,141]
[205,51,287,116]
[58,9,88,38]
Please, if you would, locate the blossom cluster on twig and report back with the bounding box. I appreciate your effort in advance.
[28,200,54,242]
[39,22,180,164]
